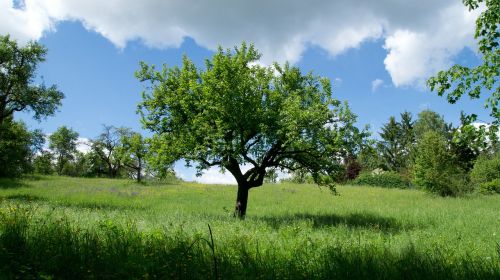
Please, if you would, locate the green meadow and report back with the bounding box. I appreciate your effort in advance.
[0,176,498,279]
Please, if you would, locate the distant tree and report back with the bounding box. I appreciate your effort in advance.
[0,35,64,126]
[119,132,149,182]
[398,111,415,165]
[137,43,355,218]
[357,142,382,171]
[427,0,498,139]
[414,110,450,140]
[378,116,405,171]
[91,125,130,178]
[33,151,53,175]
[0,120,33,177]
[49,126,79,175]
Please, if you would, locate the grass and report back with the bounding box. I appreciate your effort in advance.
[0,176,499,279]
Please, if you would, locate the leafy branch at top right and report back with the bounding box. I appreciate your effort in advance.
[427,0,499,138]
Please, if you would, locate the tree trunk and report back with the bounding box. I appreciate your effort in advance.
[234,184,249,219]
[137,166,141,182]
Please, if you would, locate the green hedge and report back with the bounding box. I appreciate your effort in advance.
[351,172,411,189]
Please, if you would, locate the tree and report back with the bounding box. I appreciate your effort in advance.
[119,132,149,182]
[378,116,405,171]
[0,34,64,125]
[398,111,415,164]
[49,126,79,175]
[0,120,33,177]
[412,131,470,196]
[91,125,130,178]
[137,43,354,218]
[427,0,499,136]
[33,151,53,175]
[414,110,450,141]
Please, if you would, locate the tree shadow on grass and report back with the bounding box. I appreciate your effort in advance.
[256,212,422,234]
[1,194,142,211]
[2,194,46,202]
[57,201,144,211]
[0,178,30,189]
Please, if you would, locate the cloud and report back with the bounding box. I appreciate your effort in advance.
[0,0,480,87]
[76,137,91,154]
[193,167,238,185]
[371,79,384,92]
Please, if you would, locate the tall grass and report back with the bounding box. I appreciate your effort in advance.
[0,176,499,279]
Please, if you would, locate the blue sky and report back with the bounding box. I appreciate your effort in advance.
[2,0,492,183]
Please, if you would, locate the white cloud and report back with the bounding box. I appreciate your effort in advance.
[193,167,238,185]
[0,0,480,87]
[76,137,91,154]
[383,4,478,87]
[371,79,384,92]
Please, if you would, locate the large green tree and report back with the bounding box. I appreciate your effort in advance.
[0,35,64,125]
[137,43,354,218]
[427,0,499,134]
[49,126,79,175]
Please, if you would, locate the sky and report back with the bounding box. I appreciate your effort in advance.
[1,0,493,184]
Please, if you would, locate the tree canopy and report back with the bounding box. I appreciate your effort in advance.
[137,43,360,217]
[49,126,79,175]
[0,35,64,125]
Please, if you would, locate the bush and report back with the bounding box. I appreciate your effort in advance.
[412,131,471,196]
[479,179,500,194]
[345,159,362,180]
[470,153,500,187]
[352,171,411,188]
[0,121,33,177]
[33,152,53,175]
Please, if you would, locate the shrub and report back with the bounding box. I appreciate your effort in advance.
[352,171,411,188]
[0,121,33,177]
[345,159,362,180]
[470,153,500,187]
[479,179,500,194]
[32,152,53,175]
[412,131,471,196]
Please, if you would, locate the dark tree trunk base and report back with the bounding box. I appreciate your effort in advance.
[234,184,249,219]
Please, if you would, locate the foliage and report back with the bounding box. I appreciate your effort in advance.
[357,143,382,171]
[118,132,149,182]
[0,176,499,279]
[427,0,499,138]
[412,131,470,196]
[479,178,500,194]
[0,120,33,177]
[352,171,410,189]
[413,110,451,141]
[345,158,362,180]
[48,126,79,175]
[377,112,415,172]
[32,151,53,175]
[137,43,360,217]
[378,116,405,171]
[91,125,131,178]
[0,34,64,125]
[470,153,500,187]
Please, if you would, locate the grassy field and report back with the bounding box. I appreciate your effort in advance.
[0,176,498,279]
